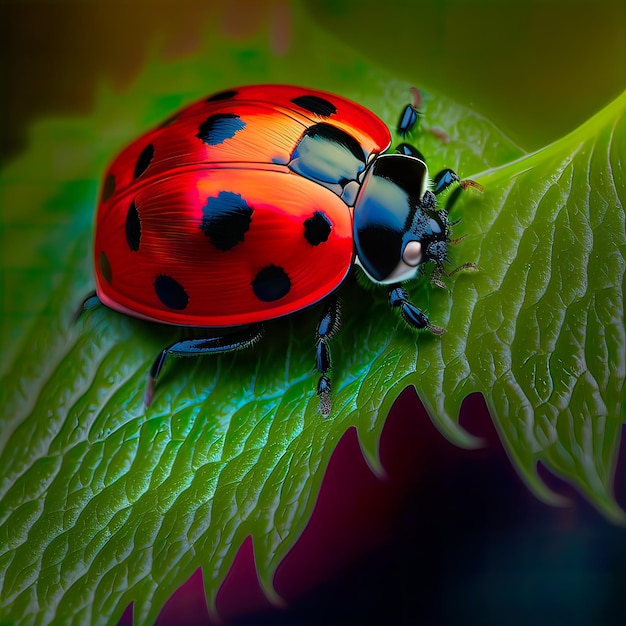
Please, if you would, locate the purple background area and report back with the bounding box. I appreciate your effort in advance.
[141,391,626,626]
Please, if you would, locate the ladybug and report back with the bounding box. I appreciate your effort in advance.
[81,85,482,415]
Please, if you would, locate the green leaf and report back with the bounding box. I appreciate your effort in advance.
[1,4,624,625]
[415,91,626,521]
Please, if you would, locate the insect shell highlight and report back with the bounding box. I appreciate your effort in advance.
[87,84,481,415]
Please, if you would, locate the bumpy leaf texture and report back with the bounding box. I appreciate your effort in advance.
[414,93,626,519]
[0,10,624,626]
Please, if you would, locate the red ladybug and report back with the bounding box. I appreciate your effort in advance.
[82,85,481,415]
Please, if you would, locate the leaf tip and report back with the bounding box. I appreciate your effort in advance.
[534,461,626,525]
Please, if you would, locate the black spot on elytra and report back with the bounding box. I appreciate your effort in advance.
[252,265,291,302]
[102,174,116,202]
[125,200,141,251]
[206,90,238,102]
[304,211,332,245]
[196,113,246,146]
[154,274,189,310]
[99,251,112,284]
[200,191,253,251]
[304,123,365,163]
[134,143,154,178]
[291,95,337,117]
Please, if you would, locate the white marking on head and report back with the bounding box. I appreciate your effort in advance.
[402,240,422,267]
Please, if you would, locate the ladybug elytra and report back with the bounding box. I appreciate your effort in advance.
[81,85,482,415]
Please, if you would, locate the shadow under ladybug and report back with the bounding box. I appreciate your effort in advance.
[77,85,483,416]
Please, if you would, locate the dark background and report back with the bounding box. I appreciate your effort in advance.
[2,2,624,625]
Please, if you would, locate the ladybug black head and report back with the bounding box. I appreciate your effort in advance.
[353,154,450,284]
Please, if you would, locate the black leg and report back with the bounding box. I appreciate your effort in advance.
[395,143,426,161]
[397,103,420,138]
[433,168,484,195]
[144,325,265,406]
[388,284,445,336]
[72,291,101,323]
[433,169,484,215]
[315,296,341,417]
[433,168,461,195]
[396,86,423,138]
[395,88,484,206]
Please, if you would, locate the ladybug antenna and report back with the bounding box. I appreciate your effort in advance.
[449,233,468,245]
[430,261,478,290]
[448,261,479,276]
[459,179,484,192]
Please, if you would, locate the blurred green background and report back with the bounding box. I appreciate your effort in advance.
[1,0,624,164]
[304,0,626,148]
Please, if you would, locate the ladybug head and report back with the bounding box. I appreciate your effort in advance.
[353,154,450,284]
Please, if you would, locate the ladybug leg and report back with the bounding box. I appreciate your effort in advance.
[397,85,423,138]
[433,168,461,195]
[432,169,484,214]
[144,325,265,406]
[397,104,421,139]
[388,284,445,336]
[315,296,341,417]
[72,291,101,323]
[395,143,426,160]
[396,86,447,154]
[395,89,485,188]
